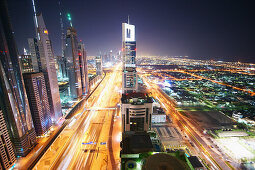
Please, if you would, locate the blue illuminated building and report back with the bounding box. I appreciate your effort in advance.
[23,72,52,136]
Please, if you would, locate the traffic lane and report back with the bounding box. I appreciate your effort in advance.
[34,74,111,169]
[147,83,227,170]
[59,72,120,169]
[158,90,231,170]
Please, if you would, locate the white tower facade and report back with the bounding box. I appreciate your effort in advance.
[122,22,138,93]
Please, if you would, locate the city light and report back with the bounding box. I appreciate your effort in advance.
[1,0,254,169]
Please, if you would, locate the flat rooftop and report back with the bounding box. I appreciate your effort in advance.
[121,131,154,154]
[121,92,153,104]
[143,153,188,170]
[188,156,203,168]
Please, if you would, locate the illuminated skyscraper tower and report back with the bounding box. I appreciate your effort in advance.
[0,0,36,156]
[23,73,52,136]
[96,55,103,76]
[78,42,89,95]
[31,0,62,122]
[64,27,82,99]
[122,18,138,93]
[121,18,153,133]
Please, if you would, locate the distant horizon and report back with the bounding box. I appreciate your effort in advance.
[87,55,255,64]
[8,0,255,64]
[138,56,255,64]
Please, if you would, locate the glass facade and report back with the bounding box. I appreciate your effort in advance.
[78,42,89,95]
[0,0,36,156]
[33,13,62,122]
[64,27,82,99]
[23,73,52,136]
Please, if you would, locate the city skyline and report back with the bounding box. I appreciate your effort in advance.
[1,0,255,169]
[8,0,255,63]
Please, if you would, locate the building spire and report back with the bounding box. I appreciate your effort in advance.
[67,13,73,27]
[32,0,38,28]
[59,0,65,58]
[32,0,40,40]
[128,15,130,24]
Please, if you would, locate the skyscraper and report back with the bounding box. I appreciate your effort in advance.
[0,0,37,156]
[96,55,103,76]
[121,18,153,133]
[56,55,67,80]
[27,38,40,72]
[78,42,89,95]
[19,54,34,73]
[31,3,62,122]
[0,110,16,169]
[64,27,82,99]
[23,73,52,136]
[122,20,138,93]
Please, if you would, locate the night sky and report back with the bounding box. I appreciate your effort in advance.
[7,0,255,63]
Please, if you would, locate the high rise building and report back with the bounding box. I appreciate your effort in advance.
[78,42,89,95]
[96,55,103,76]
[122,20,138,93]
[64,27,82,99]
[109,50,113,63]
[121,93,153,132]
[121,18,153,133]
[19,54,34,73]
[0,0,37,156]
[27,38,40,72]
[0,110,16,169]
[23,73,52,136]
[31,5,62,122]
[56,55,67,80]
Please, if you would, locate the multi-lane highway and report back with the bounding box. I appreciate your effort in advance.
[33,64,122,170]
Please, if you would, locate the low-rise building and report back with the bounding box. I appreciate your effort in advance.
[121,92,153,132]
[152,106,166,123]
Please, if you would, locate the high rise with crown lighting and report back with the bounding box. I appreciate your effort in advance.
[30,1,62,122]
[121,19,153,133]
[0,0,37,156]
[122,20,138,93]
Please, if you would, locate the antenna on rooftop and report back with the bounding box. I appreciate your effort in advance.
[67,13,73,27]
[58,0,65,58]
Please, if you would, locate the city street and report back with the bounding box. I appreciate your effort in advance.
[33,64,122,170]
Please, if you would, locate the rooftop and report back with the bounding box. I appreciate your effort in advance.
[121,92,153,104]
[153,106,165,115]
[143,153,188,170]
[121,131,154,154]
[188,156,203,168]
